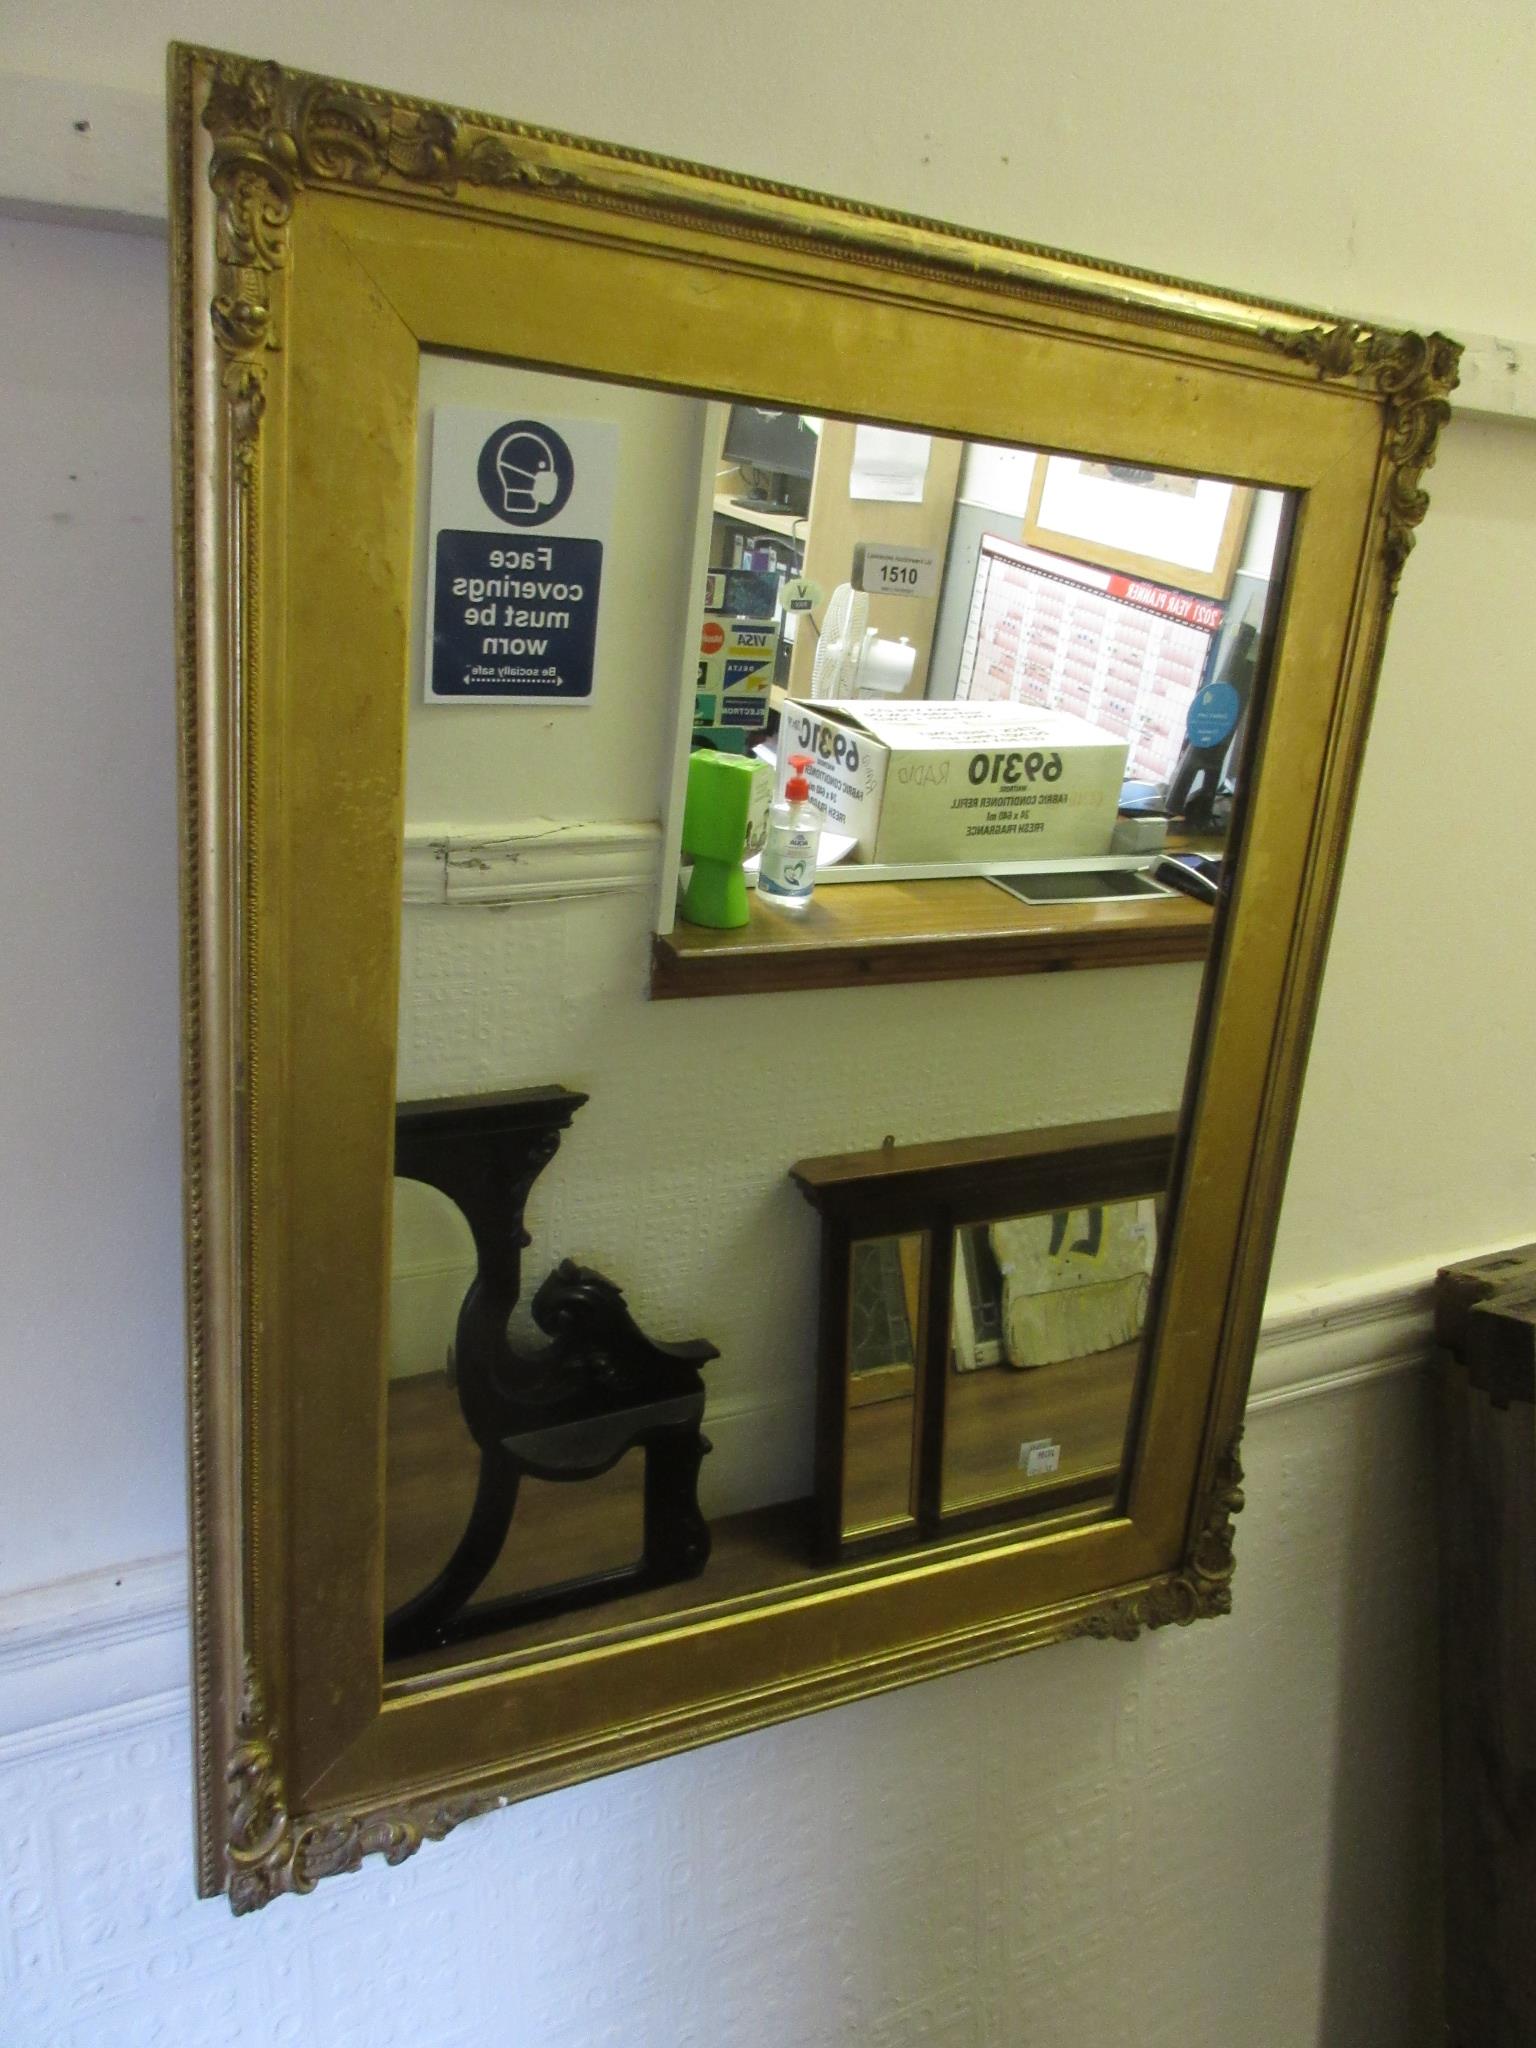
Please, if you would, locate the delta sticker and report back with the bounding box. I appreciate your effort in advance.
[424,407,618,705]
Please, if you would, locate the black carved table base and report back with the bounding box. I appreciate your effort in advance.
[384,1089,717,1661]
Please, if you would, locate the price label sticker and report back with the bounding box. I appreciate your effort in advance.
[852,543,939,598]
[1018,1438,1062,1478]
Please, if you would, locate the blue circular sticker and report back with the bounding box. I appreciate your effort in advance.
[476,420,575,527]
[1185,680,1240,750]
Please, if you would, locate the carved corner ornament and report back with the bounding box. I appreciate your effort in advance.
[1071,1429,1246,1644]
[225,1667,498,1914]
[199,61,292,475]
[196,52,578,476]
[1268,322,1462,592]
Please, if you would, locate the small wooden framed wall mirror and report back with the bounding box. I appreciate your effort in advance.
[170,43,1457,1910]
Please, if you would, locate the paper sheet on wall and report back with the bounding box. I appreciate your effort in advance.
[850,426,932,503]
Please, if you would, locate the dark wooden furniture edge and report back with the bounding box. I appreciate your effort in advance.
[1435,1241,1536,1405]
[1434,1246,1536,2046]
[791,1112,1179,1219]
[792,1113,1179,1562]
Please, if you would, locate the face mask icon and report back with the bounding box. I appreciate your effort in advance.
[494,430,560,516]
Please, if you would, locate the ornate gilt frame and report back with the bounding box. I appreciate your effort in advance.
[169,43,1457,1910]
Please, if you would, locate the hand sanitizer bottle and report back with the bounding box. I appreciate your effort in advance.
[758,753,823,908]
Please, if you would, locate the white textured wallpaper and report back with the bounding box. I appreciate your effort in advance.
[0,1374,1440,2047]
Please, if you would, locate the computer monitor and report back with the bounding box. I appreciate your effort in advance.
[722,408,818,515]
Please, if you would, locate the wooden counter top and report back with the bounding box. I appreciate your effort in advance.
[651,875,1213,999]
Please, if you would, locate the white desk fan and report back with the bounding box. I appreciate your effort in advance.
[810,582,872,697]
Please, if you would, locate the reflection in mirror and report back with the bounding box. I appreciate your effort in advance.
[385,1174,479,1619]
[941,1195,1161,1522]
[385,349,1292,1664]
[689,416,1284,904]
[381,1088,718,1667]
[388,1175,477,1381]
[657,398,1293,1004]
[841,1234,926,1544]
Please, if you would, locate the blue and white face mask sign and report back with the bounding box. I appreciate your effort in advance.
[425,408,618,705]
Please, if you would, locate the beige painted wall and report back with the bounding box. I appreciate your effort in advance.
[405,356,707,832]
[7,0,1535,341]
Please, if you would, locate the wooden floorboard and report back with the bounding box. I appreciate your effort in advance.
[384,1343,1139,1677]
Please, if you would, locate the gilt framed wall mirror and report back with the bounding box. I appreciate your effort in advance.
[170,43,1457,1910]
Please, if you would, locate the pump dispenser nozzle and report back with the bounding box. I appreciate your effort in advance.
[759,753,823,908]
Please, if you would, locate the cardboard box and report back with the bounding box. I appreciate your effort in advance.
[695,619,778,733]
[774,700,1127,863]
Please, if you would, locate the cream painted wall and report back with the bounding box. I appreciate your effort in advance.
[5,0,1536,342]
[0,214,184,1591]
[405,357,707,832]
[1,7,1533,2042]
[1272,409,1536,1287]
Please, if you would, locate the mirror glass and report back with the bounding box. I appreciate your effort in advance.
[382,348,1293,1668]
[384,1175,476,1622]
[941,1195,1162,1521]
[841,1233,927,1543]
[384,1168,649,1613]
